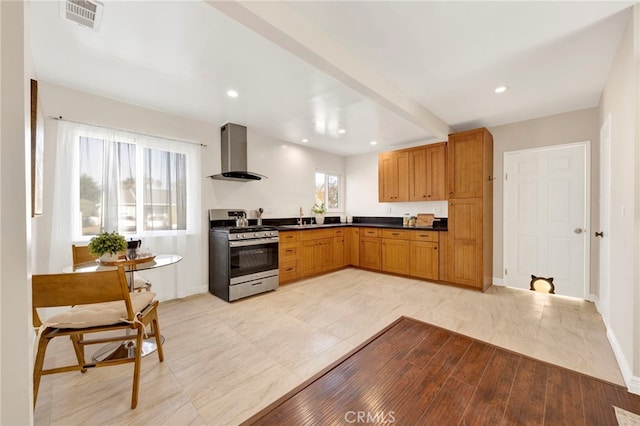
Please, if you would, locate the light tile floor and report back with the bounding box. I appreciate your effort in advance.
[34,268,624,425]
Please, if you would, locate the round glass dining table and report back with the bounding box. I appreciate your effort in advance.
[63,254,182,361]
[63,254,182,274]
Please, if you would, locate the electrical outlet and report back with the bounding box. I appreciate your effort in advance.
[265,207,273,214]
[386,207,392,214]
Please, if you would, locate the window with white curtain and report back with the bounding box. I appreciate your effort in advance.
[52,121,200,241]
[79,137,187,235]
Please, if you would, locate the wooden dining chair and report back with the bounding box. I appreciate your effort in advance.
[72,244,152,292]
[32,268,164,409]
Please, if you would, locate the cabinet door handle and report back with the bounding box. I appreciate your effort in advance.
[434,247,438,250]
[285,267,294,272]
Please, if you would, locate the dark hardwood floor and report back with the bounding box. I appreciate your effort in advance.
[243,317,640,425]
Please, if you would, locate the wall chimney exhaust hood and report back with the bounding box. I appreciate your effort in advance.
[208,123,267,182]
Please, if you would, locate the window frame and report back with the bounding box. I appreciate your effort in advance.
[315,169,344,213]
[73,126,193,241]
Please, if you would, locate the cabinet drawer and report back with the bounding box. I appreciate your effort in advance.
[279,260,299,283]
[300,229,334,241]
[361,228,381,238]
[333,228,346,237]
[279,244,299,261]
[411,230,439,242]
[279,231,299,243]
[381,229,410,240]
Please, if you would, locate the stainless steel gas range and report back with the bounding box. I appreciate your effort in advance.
[208,209,279,302]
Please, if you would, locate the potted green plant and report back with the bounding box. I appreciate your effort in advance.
[311,202,326,225]
[88,231,127,262]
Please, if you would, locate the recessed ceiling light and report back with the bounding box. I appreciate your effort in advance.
[227,90,239,98]
[494,86,508,94]
[337,129,346,134]
[302,138,308,143]
[370,141,377,145]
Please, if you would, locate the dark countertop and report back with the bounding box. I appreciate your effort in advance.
[277,223,447,232]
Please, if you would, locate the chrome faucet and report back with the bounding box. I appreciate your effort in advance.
[298,207,304,225]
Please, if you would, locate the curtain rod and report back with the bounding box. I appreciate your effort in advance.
[48,116,208,147]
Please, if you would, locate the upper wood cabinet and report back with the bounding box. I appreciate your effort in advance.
[380,143,446,203]
[447,128,493,199]
[409,143,447,201]
[379,150,409,202]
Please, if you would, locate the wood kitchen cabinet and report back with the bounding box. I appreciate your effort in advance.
[279,231,300,284]
[409,143,447,201]
[447,128,493,199]
[381,229,410,275]
[300,229,334,278]
[444,127,493,290]
[333,228,348,269]
[379,150,409,202]
[360,228,381,270]
[348,227,360,266]
[409,231,439,280]
[446,198,486,288]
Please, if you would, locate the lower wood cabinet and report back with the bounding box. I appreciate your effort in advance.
[446,198,484,288]
[360,228,381,270]
[410,241,439,280]
[381,229,410,274]
[299,229,334,278]
[409,230,439,280]
[301,237,333,277]
[279,231,300,284]
[348,227,360,266]
[333,228,348,269]
[279,226,443,285]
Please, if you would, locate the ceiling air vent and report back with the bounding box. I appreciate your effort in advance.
[60,0,104,30]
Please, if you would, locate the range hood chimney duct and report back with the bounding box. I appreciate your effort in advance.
[208,123,267,182]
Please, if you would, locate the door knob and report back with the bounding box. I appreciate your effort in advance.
[595,231,604,238]
[574,228,584,234]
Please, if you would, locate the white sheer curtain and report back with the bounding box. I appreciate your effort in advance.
[49,120,204,300]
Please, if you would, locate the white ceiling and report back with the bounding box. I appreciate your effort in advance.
[30,1,634,156]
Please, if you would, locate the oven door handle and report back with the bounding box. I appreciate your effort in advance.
[229,237,279,247]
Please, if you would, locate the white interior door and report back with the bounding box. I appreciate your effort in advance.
[598,116,611,321]
[504,142,589,299]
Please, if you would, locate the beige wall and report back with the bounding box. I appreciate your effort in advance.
[1,2,33,424]
[489,107,600,292]
[598,7,639,387]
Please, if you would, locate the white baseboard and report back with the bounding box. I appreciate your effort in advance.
[492,277,505,286]
[604,319,640,395]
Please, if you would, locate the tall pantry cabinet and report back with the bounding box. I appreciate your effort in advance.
[443,128,493,290]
